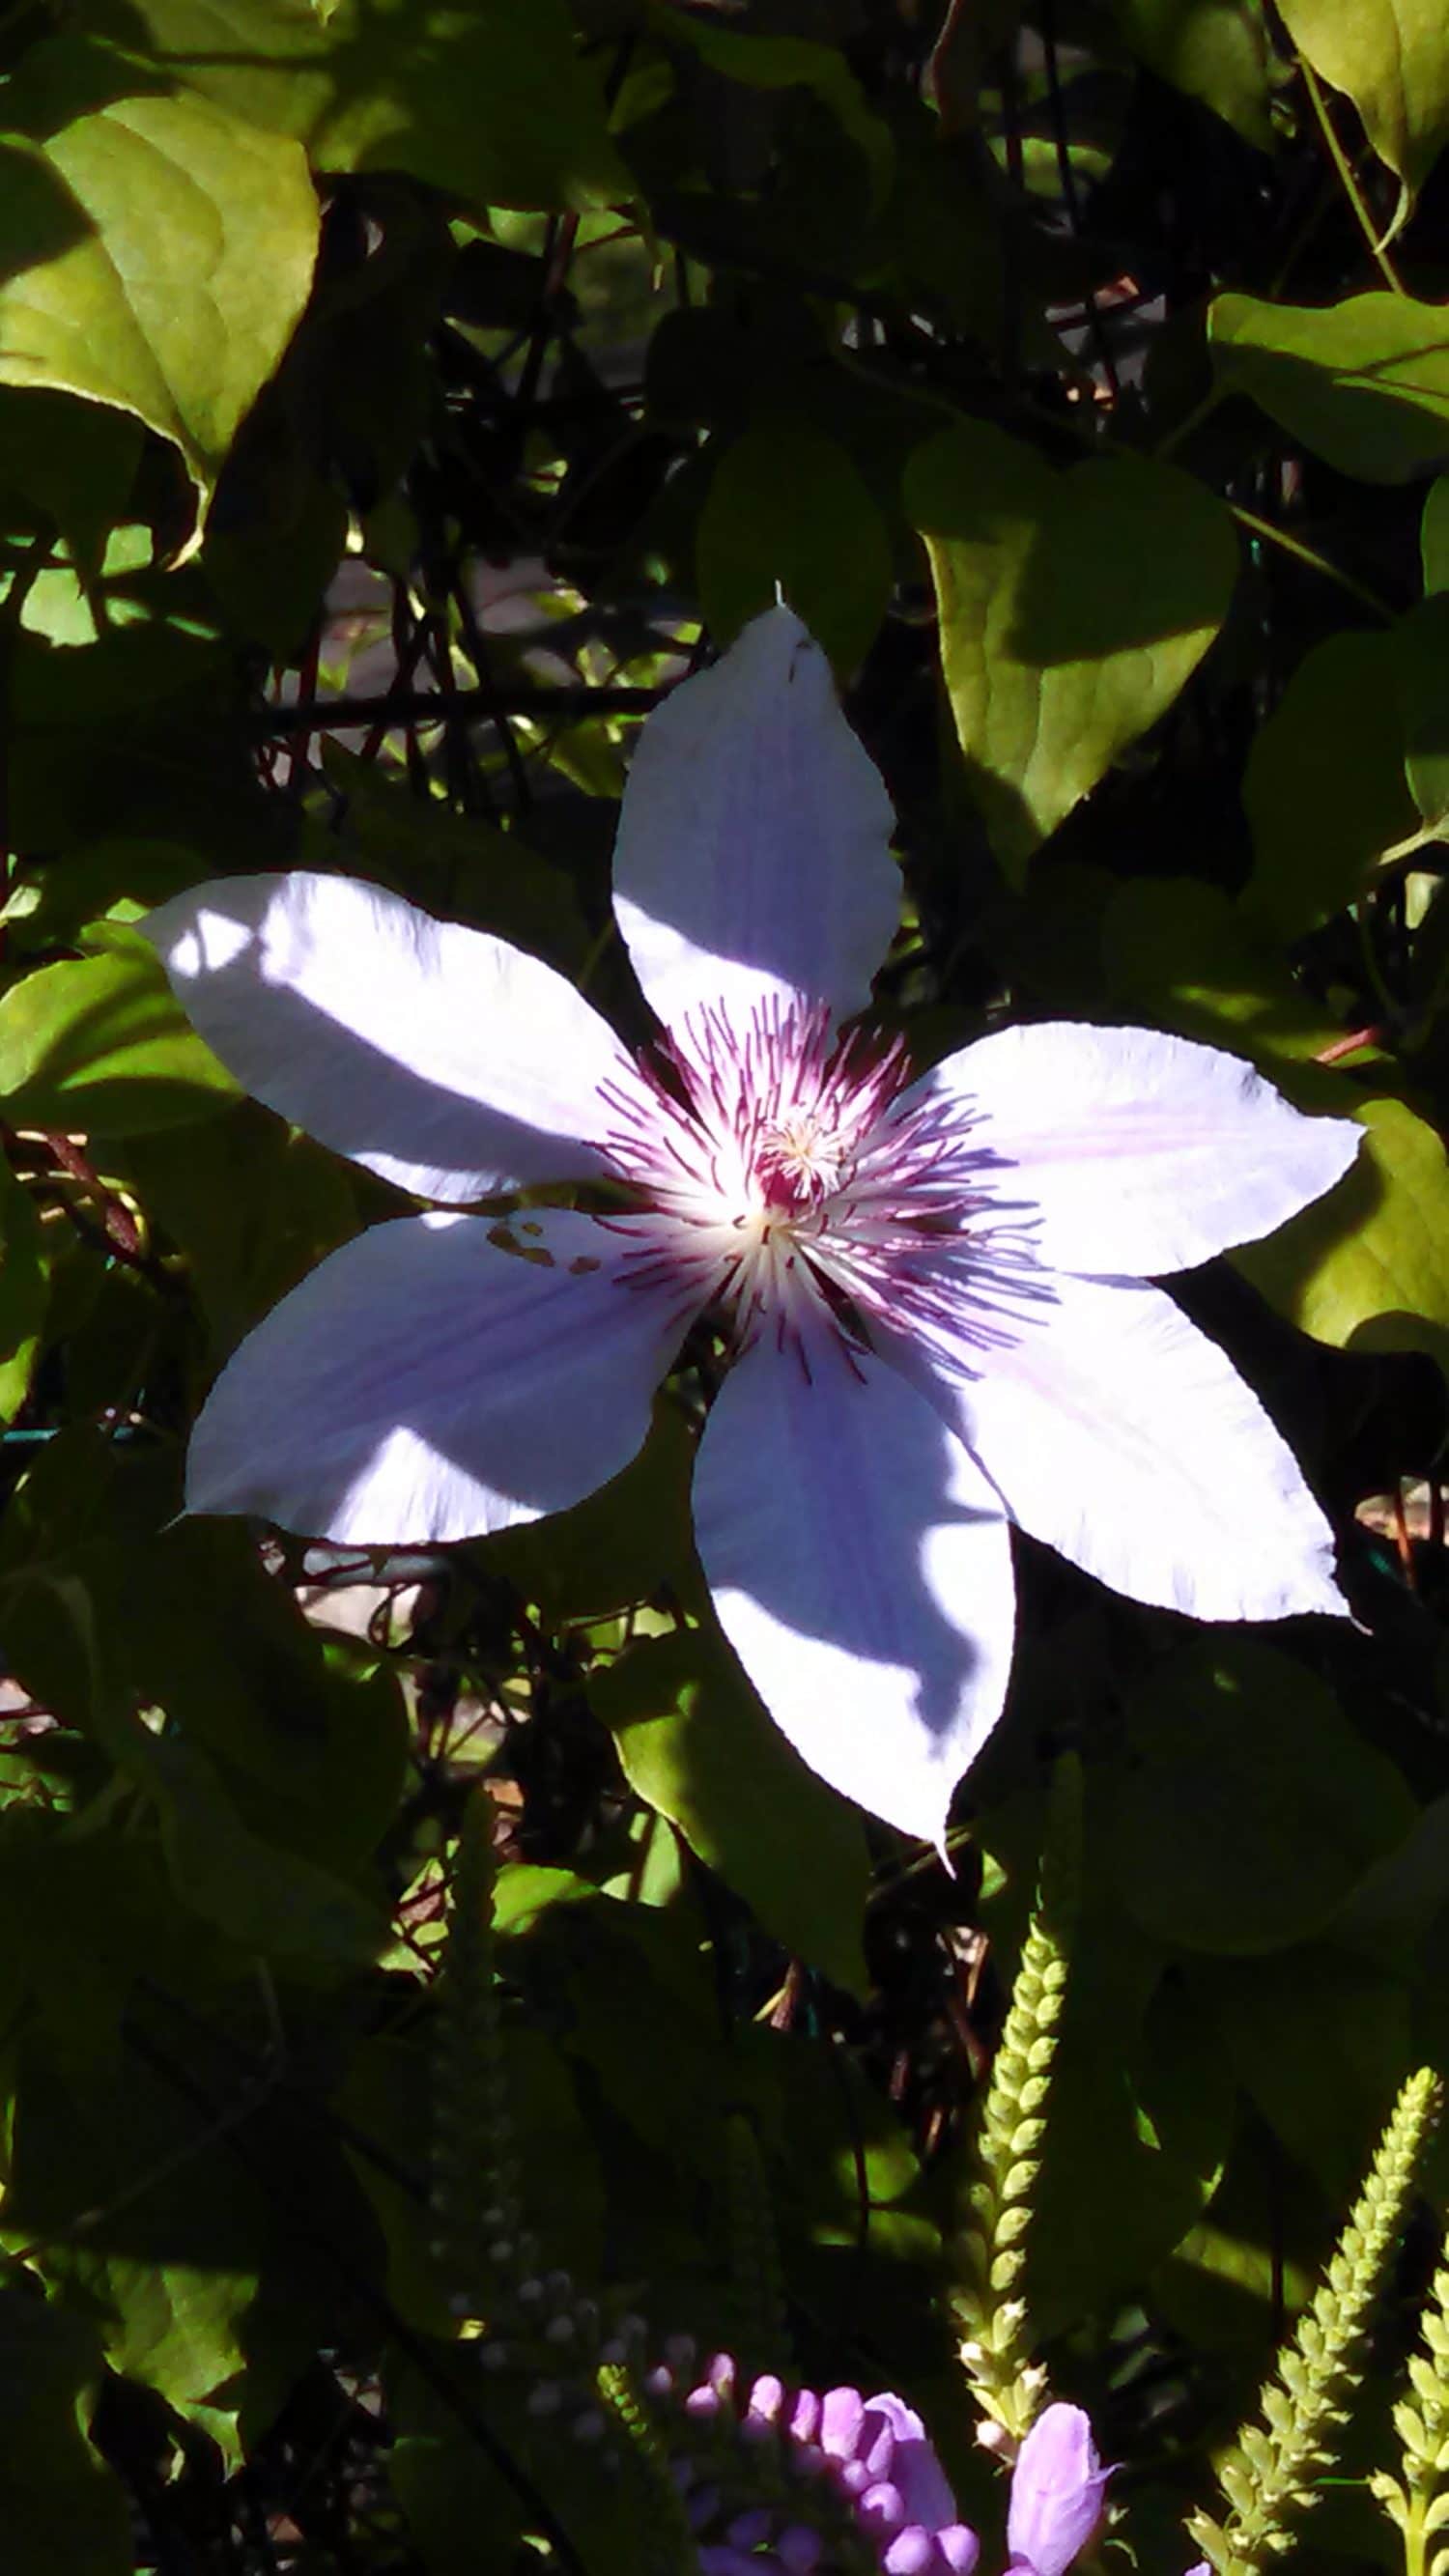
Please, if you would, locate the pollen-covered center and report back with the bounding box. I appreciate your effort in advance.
[755,1110,846,1213]
[595,994,1043,1365]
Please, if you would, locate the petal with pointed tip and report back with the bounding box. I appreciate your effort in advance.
[692,1331,1015,1847]
[916,1020,1360,1277]
[186,1210,690,1543]
[145,871,631,1201]
[611,606,899,1030]
[899,1269,1348,1622]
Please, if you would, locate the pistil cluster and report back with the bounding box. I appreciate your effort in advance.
[599,1000,1044,1369]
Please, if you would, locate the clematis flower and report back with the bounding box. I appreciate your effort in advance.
[1005,2404,1112,2574]
[146,605,1359,1845]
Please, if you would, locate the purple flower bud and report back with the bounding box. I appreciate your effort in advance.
[882,2533,936,2576]
[859,2480,908,2535]
[790,2389,822,2444]
[861,2394,959,2530]
[822,2387,867,2460]
[937,2527,980,2572]
[1006,2404,1113,2576]
[749,2373,786,2423]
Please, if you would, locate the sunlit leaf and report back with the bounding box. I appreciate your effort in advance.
[0,89,319,513]
[1235,1093,1449,1382]
[0,935,242,1134]
[1275,0,1449,223]
[591,1624,871,1992]
[907,421,1236,880]
[1209,291,1449,482]
[83,0,631,212]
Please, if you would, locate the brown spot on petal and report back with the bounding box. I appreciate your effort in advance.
[568,1256,602,1275]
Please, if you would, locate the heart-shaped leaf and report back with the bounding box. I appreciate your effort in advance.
[1275,0,1449,227]
[0,89,318,515]
[907,421,1236,881]
[1209,292,1449,483]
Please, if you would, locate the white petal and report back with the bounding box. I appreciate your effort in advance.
[902,1271,1348,1622]
[692,1331,1015,1847]
[145,872,634,1202]
[186,1210,690,1543]
[917,1020,1360,1277]
[611,605,899,1030]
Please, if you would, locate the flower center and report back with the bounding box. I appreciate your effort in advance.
[595,997,1044,1371]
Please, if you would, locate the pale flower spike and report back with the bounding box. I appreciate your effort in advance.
[145,606,1361,1847]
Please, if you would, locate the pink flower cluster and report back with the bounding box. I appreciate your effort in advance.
[655,2350,1109,2576]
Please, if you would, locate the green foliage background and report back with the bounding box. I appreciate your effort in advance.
[0,0,1448,2567]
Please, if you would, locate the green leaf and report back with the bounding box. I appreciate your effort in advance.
[697,421,894,677]
[1197,1947,1413,2200]
[1208,291,1449,483]
[1396,590,1449,828]
[119,1101,358,1356]
[84,0,631,212]
[645,3,895,212]
[1423,472,1449,589]
[591,1625,871,1992]
[1243,632,1420,933]
[0,1164,48,1423]
[0,87,320,514]
[484,1397,696,1623]
[0,934,241,1133]
[907,422,1236,881]
[1103,0,1281,151]
[1235,1093,1449,1381]
[0,2283,131,2576]
[1106,1639,1415,1955]
[1102,875,1376,1064]
[1275,0,1449,223]
[0,388,141,577]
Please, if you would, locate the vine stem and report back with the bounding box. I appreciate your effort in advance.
[1299,55,1406,294]
[1228,502,1396,621]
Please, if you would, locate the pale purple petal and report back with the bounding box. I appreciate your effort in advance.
[860,2394,959,2529]
[900,1270,1348,1623]
[915,1021,1360,1278]
[611,605,899,1031]
[821,2389,867,2460]
[883,2536,935,2576]
[1007,2405,1111,2576]
[692,1333,1015,1848]
[145,871,632,1202]
[938,2532,980,2572]
[185,1210,691,1543]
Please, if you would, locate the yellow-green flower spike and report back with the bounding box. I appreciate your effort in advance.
[952,1754,1081,2449]
[1189,2065,1443,2576]
[1371,2230,1449,2576]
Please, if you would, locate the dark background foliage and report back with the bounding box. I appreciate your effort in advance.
[1,0,1448,2568]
